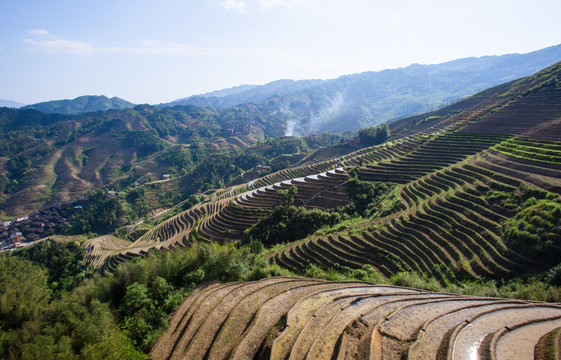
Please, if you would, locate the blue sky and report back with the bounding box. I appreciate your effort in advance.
[1,0,560,105]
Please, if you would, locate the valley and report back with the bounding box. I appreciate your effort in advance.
[3,0,561,357]
[1,55,561,360]
[73,61,561,359]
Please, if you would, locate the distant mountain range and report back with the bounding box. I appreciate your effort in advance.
[7,44,561,134]
[22,95,135,115]
[164,43,561,135]
[0,99,25,108]
[2,54,561,218]
[164,80,324,108]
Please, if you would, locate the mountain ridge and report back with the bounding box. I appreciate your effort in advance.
[12,45,561,132]
[22,95,135,115]
[163,43,561,135]
[0,99,25,108]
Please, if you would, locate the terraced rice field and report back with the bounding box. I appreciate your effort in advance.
[268,129,561,282]
[85,166,352,270]
[459,87,561,141]
[86,126,561,275]
[357,132,510,184]
[84,126,453,270]
[151,277,561,360]
[85,62,561,281]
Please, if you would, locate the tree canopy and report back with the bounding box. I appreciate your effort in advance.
[358,123,390,146]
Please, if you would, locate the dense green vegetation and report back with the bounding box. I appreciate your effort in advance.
[504,199,561,264]
[244,205,342,247]
[4,239,561,359]
[13,240,86,294]
[344,177,402,218]
[0,255,144,360]
[120,131,166,158]
[0,241,289,358]
[358,123,390,146]
[66,191,129,236]
[22,95,135,116]
[0,108,70,157]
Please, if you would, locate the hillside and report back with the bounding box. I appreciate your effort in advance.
[22,95,135,115]
[85,60,561,282]
[78,59,561,360]
[0,99,25,108]
[164,44,561,135]
[0,103,289,217]
[4,59,561,360]
[3,47,560,218]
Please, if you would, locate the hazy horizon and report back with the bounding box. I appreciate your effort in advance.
[2,0,561,105]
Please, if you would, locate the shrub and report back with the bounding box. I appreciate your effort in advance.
[389,271,440,292]
[345,178,402,218]
[546,263,561,286]
[358,123,390,146]
[503,199,561,265]
[244,206,342,246]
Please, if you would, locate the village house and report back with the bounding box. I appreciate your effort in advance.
[256,165,271,173]
[26,233,40,241]
[10,232,24,244]
[0,201,72,250]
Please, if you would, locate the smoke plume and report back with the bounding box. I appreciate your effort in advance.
[283,92,344,136]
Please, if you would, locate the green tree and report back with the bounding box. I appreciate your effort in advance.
[358,123,390,146]
[122,283,151,315]
[67,190,128,235]
[345,178,401,218]
[0,257,49,329]
[14,240,85,294]
[21,335,76,360]
[277,186,298,207]
[0,257,50,359]
[244,205,341,246]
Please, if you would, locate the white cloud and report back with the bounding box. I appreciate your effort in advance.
[24,37,94,55]
[22,29,353,72]
[23,30,347,70]
[219,0,249,13]
[27,29,50,36]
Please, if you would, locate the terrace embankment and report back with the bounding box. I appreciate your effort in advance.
[151,277,561,360]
